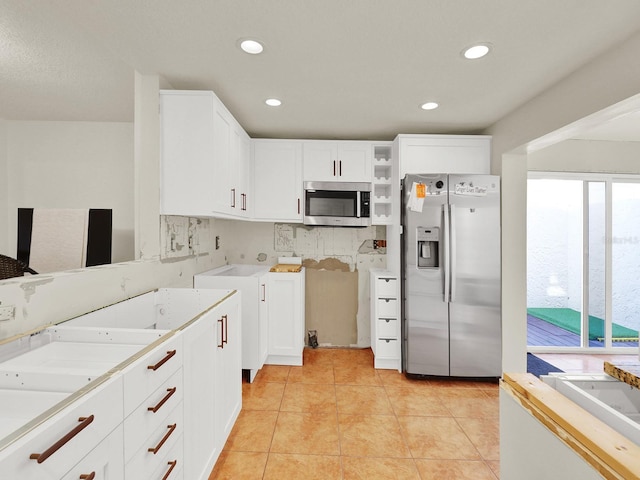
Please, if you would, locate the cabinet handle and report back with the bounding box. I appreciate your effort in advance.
[339,160,342,176]
[231,188,236,208]
[148,424,177,454]
[223,314,228,345]
[147,350,177,371]
[297,198,301,215]
[333,160,336,176]
[80,473,96,480]
[261,283,266,302]
[148,387,177,413]
[217,317,224,348]
[241,193,247,211]
[30,415,94,464]
[163,460,178,480]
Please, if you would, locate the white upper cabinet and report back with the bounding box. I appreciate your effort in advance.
[252,140,303,222]
[303,141,372,182]
[160,90,249,218]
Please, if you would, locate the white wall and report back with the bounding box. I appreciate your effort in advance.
[3,120,134,263]
[0,120,7,255]
[488,29,640,371]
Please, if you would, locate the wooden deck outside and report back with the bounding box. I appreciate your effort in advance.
[527,314,639,348]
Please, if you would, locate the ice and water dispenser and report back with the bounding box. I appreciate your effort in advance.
[416,227,439,268]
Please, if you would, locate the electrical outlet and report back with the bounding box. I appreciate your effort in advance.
[0,305,15,322]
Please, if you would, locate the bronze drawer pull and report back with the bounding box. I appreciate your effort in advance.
[162,460,178,480]
[147,387,177,413]
[30,415,94,464]
[79,473,96,480]
[147,350,176,371]
[222,314,228,345]
[148,424,177,454]
[217,317,224,348]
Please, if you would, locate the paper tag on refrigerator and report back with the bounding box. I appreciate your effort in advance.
[408,182,425,212]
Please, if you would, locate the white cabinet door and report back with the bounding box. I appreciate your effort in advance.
[212,103,233,215]
[237,129,252,216]
[160,91,217,216]
[266,271,305,366]
[303,141,371,182]
[258,273,269,373]
[252,140,303,222]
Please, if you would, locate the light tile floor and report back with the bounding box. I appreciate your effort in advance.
[210,348,500,480]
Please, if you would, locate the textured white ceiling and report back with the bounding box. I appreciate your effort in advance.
[2,0,640,140]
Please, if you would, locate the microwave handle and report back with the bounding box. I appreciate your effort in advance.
[356,191,361,218]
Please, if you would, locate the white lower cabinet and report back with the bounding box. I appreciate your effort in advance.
[266,270,305,366]
[61,425,124,480]
[370,269,401,371]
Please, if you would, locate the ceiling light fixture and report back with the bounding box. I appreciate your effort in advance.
[265,98,282,107]
[462,43,491,60]
[239,39,264,55]
[421,102,439,111]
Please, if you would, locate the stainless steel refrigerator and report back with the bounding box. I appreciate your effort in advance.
[402,173,501,378]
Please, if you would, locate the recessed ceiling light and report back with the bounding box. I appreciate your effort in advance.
[239,39,264,55]
[421,102,439,111]
[462,44,491,60]
[265,98,282,107]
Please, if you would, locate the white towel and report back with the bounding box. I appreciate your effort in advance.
[29,209,89,273]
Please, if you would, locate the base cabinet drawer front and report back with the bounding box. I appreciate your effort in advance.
[124,368,184,463]
[0,376,124,480]
[149,435,183,480]
[376,338,398,358]
[123,335,183,417]
[377,318,398,338]
[376,277,397,298]
[377,298,398,317]
[125,401,183,479]
[61,424,124,480]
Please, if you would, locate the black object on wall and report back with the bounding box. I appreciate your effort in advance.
[17,208,112,267]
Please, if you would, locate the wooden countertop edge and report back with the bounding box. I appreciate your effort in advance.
[604,361,640,389]
[503,372,640,480]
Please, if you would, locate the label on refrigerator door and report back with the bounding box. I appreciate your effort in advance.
[408,182,425,212]
[454,183,487,196]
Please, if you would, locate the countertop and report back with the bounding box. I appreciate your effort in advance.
[604,361,640,389]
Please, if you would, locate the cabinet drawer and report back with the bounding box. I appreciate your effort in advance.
[376,298,398,318]
[124,368,184,462]
[0,376,123,480]
[377,318,398,338]
[125,401,183,479]
[376,338,398,359]
[122,334,183,417]
[149,435,183,480]
[61,424,124,480]
[376,277,397,297]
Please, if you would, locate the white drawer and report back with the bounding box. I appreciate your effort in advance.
[376,338,399,359]
[125,401,183,479]
[377,298,398,318]
[124,368,184,463]
[61,424,124,480]
[0,376,123,480]
[376,277,397,297]
[122,334,183,417]
[149,434,183,480]
[377,318,397,338]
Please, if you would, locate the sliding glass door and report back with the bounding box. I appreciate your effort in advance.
[527,174,640,351]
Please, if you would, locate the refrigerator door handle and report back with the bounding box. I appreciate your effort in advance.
[449,204,456,303]
[443,204,450,303]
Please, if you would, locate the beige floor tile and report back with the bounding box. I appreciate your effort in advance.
[254,364,291,383]
[376,370,428,389]
[414,459,497,480]
[280,383,337,413]
[242,381,285,411]
[303,347,335,366]
[334,365,383,385]
[339,414,411,458]
[224,410,278,452]
[438,388,499,418]
[263,453,342,480]
[342,456,421,479]
[331,347,374,367]
[287,364,335,384]
[208,451,267,479]
[398,416,481,460]
[385,385,450,417]
[270,412,340,455]
[456,417,500,461]
[486,459,500,479]
[336,385,393,415]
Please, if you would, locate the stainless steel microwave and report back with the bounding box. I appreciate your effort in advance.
[303,181,371,227]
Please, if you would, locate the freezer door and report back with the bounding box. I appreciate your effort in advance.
[402,174,449,376]
[448,175,501,377]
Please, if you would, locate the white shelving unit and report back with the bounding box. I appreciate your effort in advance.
[371,144,393,225]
